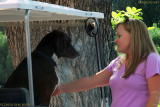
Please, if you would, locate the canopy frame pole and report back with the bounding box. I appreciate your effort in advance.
[94,18,106,107]
[24,9,35,106]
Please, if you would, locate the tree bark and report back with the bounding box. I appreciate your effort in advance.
[5,0,116,107]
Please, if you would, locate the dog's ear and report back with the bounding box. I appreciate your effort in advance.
[56,35,65,54]
[53,30,67,58]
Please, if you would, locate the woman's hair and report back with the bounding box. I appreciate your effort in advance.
[116,19,159,78]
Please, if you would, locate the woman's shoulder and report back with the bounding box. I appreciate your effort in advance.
[110,56,122,64]
[108,56,124,67]
[147,53,160,61]
[105,56,121,72]
[145,53,160,79]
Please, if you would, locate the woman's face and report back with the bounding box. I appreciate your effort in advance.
[115,24,131,55]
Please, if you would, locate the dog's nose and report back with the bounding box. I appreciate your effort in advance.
[70,51,79,59]
[75,51,80,57]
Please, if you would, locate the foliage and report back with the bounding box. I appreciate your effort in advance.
[153,36,160,46]
[112,0,160,27]
[148,23,160,54]
[147,27,155,30]
[0,31,13,84]
[149,24,160,46]
[156,47,160,54]
[111,6,143,29]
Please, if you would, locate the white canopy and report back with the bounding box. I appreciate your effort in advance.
[0,0,104,22]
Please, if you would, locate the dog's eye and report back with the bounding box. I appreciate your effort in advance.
[68,39,71,43]
[66,40,70,45]
[65,36,71,43]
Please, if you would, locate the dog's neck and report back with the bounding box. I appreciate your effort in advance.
[33,50,57,66]
[34,47,55,57]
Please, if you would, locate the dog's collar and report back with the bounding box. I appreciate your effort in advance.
[33,50,57,67]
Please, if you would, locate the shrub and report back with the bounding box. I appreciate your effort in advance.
[152,36,160,46]
[156,47,160,54]
[0,31,13,83]
[148,23,160,54]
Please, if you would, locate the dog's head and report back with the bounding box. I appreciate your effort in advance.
[36,30,79,59]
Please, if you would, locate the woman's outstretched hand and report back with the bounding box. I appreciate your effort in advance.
[51,69,112,97]
[51,85,61,97]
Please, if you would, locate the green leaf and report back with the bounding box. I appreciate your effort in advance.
[112,11,118,18]
[135,9,142,13]
[117,12,122,16]
[126,7,132,13]
[132,7,137,12]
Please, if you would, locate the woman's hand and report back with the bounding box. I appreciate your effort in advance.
[51,85,61,96]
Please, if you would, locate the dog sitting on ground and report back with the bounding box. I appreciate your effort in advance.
[5,30,79,106]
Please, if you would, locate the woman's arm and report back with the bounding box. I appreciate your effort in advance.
[51,68,112,96]
[146,74,160,107]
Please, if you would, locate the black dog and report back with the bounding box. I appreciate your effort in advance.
[5,30,79,106]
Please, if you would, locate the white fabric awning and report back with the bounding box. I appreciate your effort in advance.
[0,0,104,22]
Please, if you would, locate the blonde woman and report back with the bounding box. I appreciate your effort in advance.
[52,19,160,107]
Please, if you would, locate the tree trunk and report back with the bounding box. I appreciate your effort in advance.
[5,0,116,107]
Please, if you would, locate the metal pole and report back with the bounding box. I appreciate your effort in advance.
[94,18,106,107]
[24,9,35,106]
